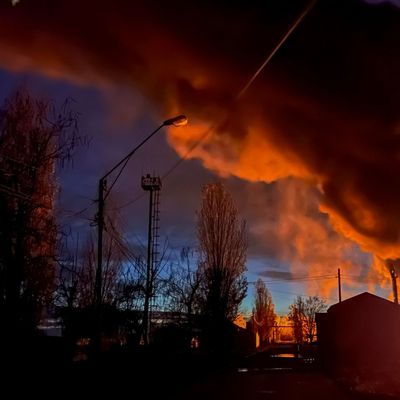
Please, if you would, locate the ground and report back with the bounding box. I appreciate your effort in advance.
[177,369,356,400]
[5,342,397,399]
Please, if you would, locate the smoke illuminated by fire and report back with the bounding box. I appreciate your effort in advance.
[0,0,399,296]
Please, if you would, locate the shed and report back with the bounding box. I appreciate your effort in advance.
[316,292,400,372]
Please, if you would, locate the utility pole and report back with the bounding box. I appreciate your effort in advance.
[390,268,398,305]
[141,174,162,345]
[338,268,342,303]
[95,178,105,308]
[93,177,106,353]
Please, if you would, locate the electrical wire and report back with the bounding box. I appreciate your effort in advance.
[248,274,337,284]
[341,274,391,285]
[103,156,131,201]
[110,192,146,212]
[267,288,337,302]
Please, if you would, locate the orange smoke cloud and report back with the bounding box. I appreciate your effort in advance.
[0,0,399,284]
[246,178,374,299]
[167,118,310,182]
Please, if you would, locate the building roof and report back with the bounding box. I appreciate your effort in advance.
[328,291,399,314]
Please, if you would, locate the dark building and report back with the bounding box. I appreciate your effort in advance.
[316,292,400,374]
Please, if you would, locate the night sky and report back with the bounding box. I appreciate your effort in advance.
[1,0,399,314]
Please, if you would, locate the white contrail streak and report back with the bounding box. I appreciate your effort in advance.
[161,1,319,184]
[124,0,320,200]
[236,0,318,100]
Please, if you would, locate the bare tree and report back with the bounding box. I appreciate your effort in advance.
[164,247,201,333]
[55,234,81,311]
[56,222,145,347]
[113,260,145,312]
[303,295,327,343]
[252,278,276,347]
[288,295,327,344]
[197,182,247,350]
[57,218,138,310]
[104,214,146,312]
[0,90,82,336]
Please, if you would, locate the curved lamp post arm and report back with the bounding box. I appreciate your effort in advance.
[101,114,187,182]
[101,123,163,182]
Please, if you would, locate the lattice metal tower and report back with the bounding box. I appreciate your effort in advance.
[141,173,162,345]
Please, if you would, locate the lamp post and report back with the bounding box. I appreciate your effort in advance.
[94,114,188,344]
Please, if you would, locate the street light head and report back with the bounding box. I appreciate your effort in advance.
[163,114,188,127]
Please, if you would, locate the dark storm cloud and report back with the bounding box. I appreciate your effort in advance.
[364,0,400,6]
[0,0,399,265]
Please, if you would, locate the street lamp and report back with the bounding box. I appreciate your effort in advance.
[94,114,188,341]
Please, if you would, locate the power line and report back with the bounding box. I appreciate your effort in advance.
[248,274,337,284]
[161,124,216,181]
[105,216,145,276]
[267,288,337,303]
[341,275,391,286]
[58,206,93,222]
[110,192,146,212]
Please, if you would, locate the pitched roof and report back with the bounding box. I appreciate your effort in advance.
[328,291,399,313]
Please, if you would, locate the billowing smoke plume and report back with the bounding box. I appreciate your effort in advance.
[0,0,399,290]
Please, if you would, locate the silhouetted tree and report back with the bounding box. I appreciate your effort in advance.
[164,247,201,339]
[302,295,327,343]
[288,295,327,344]
[56,219,145,348]
[197,182,247,351]
[288,296,305,344]
[252,278,276,347]
[0,90,81,338]
[57,232,123,309]
[56,234,81,311]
